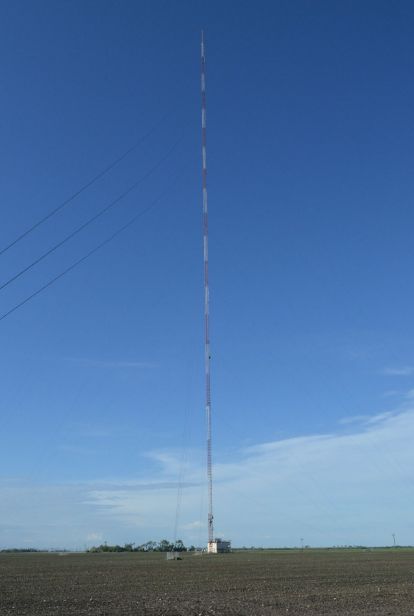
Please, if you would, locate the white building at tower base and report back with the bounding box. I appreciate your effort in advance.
[207,538,231,553]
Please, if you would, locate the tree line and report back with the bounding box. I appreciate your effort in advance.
[88,539,196,553]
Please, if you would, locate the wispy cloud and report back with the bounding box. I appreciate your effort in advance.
[85,409,414,547]
[2,408,414,549]
[382,366,414,376]
[58,444,97,455]
[339,411,396,426]
[64,357,156,369]
[381,390,401,398]
[86,532,103,542]
[69,422,123,439]
[338,415,369,426]
[181,520,203,530]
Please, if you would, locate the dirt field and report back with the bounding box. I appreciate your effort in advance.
[0,549,413,615]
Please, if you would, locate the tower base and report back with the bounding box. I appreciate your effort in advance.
[207,539,231,553]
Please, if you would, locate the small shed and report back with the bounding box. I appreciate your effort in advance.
[207,538,231,554]
[166,551,182,560]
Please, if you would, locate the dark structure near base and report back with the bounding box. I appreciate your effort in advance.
[208,538,231,554]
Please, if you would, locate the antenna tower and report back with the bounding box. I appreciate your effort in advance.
[200,30,214,548]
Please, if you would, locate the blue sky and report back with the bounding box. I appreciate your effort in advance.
[1,0,414,548]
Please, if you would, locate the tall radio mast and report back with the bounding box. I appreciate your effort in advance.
[200,30,214,549]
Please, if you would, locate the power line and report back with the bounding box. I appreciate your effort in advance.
[0,172,185,324]
[173,406,191,545]
[0,114,168,257]
[0,137,182,293]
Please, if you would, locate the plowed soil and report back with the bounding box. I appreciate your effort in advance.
[0,549,413,615]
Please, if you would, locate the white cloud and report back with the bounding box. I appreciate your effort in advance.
[338,415,370,425]
[1,408,414,549]
[339,411,394,426]
[85,409,414,547]
[382,366,414,376]
[365,411,395,424]
[86,532,103,542]
[381,390,400,398]
[181,520,203,530]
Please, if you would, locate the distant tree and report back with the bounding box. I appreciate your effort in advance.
[140,541,157,552]
[88,539,190,553]
[88,543,128,553]
[157,539,173,552]
[0,548,40,553]
[173,540,187,552]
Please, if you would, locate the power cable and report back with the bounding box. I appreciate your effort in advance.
[173,405,190,545]
[0,114,168,256]
[0,137,182,293]
[0,170,186,323]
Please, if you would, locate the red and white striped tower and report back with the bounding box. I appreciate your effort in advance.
[200,30,214,549]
